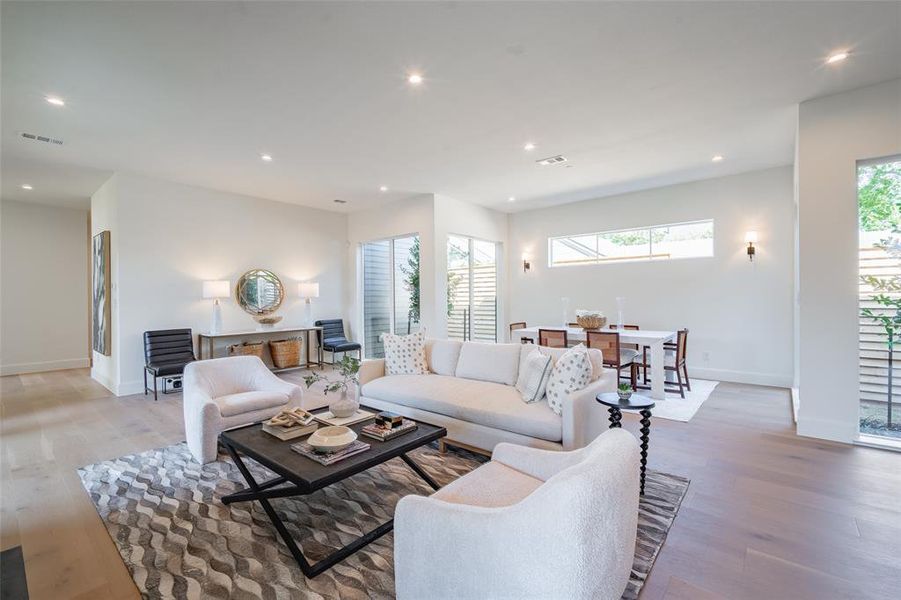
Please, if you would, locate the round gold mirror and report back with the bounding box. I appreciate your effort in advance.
[235,269,284,316]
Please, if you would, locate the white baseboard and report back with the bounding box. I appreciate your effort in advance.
[791,387,799,423]
[796,415,856,444]
[687,366,792,388]
[90,368,115,394]
[116,379,147,397]
[1,358,90,376]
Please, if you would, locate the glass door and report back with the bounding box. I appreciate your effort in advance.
[447,235,497,342]
[362,235,420,358]
[858,157,901,440]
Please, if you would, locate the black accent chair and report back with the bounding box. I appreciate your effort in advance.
[315,319,362,364]
[143,329,196,401]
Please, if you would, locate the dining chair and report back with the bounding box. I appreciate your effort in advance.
[636,329,690,398]
[509,322,532,344]
[609,324,640,352]
[586,331,637,388]
[538,328,568,348]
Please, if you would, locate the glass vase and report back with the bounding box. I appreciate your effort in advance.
[329,385,360,418]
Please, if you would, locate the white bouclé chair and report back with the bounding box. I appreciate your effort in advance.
[183,355,304,463]
[394,428,640,600]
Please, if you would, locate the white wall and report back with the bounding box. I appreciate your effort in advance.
[508,166,796,386]
[91,173,348,395]
[90,175,120,389]
[0,200,90,375]
[796,78,901,443]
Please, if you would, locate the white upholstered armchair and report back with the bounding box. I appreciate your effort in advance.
[183,355,303,463]
[394,428,640,600]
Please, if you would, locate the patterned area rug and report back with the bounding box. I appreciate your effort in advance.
[78,441,688,600]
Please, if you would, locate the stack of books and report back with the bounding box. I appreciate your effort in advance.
[262,421,318,441]
[290,440,371,466]
[361,419,418,441]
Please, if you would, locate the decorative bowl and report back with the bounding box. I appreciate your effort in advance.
[307,426,357,453]
[576,314,607,330]
[255,315,283,327]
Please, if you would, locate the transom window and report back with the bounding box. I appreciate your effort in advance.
[548,220,714,267]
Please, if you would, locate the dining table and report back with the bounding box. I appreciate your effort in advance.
[512,325,677,400]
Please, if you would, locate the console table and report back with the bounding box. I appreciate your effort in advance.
[197,326,322,372]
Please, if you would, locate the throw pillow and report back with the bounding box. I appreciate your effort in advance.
[515,349,553,403]
[383,331,428,376]
[544,344,592,415]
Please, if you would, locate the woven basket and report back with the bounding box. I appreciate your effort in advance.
[269,338,302,368]
[227,342,264,358]
[576,315,607,330]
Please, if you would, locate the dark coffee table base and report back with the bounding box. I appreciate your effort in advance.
[220,441,441,578]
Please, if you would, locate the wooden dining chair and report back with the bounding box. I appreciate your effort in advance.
[509,322,532,344]
[609,324,640,351]
[636,328,690,398]
[586,331,636,388]
[538,328,568,348]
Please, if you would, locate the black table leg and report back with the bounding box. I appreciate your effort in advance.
[638,408,652,495]
[608,406,623,428]
[221,441,441,577]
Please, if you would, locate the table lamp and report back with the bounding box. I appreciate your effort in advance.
[298,282,320,327]
[203,280,230,334]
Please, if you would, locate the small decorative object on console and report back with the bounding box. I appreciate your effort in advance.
[361,419,418,442]
[255,315,283,327]
[575,309,607,330]
[617,382,633,402]
[303,355,361,417]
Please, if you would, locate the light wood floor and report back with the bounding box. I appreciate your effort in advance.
[1,369,899,599]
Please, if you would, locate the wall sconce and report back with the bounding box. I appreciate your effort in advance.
[745,231,758,261]
[522,253,531,273]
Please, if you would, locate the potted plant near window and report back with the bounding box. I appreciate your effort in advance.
[617,382,633,402]
[303,355,361,418]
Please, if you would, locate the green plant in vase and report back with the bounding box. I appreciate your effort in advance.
[303,356,361,418]
[617,382,633,401]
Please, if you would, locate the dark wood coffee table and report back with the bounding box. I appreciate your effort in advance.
[219,409,446,578]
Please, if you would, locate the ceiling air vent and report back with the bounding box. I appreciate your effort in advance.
[20,131,64,145]
[536,154,566,166]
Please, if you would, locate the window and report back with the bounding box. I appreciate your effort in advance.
[361,235,420,358]
[447,235,498,342]
[548,220,714,267]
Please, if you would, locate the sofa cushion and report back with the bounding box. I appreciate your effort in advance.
[425,339,463,376]
[361,375,562,442]
[515,348,553,403]
[520,344,605,383]
[455,342,521,386]
[544,345,593,416]
[431,461,543,508]
[214,391,289,417]
[384,331,428,376]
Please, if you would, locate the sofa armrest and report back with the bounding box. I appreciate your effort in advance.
[358,359,385,386]
[561,368,617,450]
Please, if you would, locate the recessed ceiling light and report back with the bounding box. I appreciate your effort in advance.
[711,155,724,162]
[826,51,850,64]
[407,73,423,85]
[260,153,273,162]
[508,196,516,203]
[21,184,33,190]
[45,96,65,106]
[523,142,536,151]
[379,185,389,192]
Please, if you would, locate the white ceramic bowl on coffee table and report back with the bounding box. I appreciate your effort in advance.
[307,426,357,453]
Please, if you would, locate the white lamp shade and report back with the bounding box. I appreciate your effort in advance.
[299,282,320,298]
[202,280,230,299]
[744,231,759,244]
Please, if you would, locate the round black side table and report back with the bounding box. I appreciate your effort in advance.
[596,393,656,495]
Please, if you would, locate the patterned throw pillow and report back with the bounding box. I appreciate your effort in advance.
[544,344,592,415]
[515,349,553,403]
[383,331,428,376]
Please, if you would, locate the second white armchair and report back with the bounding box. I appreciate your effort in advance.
[394,428,640,600]
[182,355,304,463]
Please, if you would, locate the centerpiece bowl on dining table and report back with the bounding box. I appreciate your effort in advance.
[576,314,607,330]
[307,426,357,453]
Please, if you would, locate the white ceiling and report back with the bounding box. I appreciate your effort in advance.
[2,1,899,213]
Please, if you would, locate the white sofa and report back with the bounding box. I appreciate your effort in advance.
[394,427,640,600]
[359,340,617,452]
[183,355,304,463]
